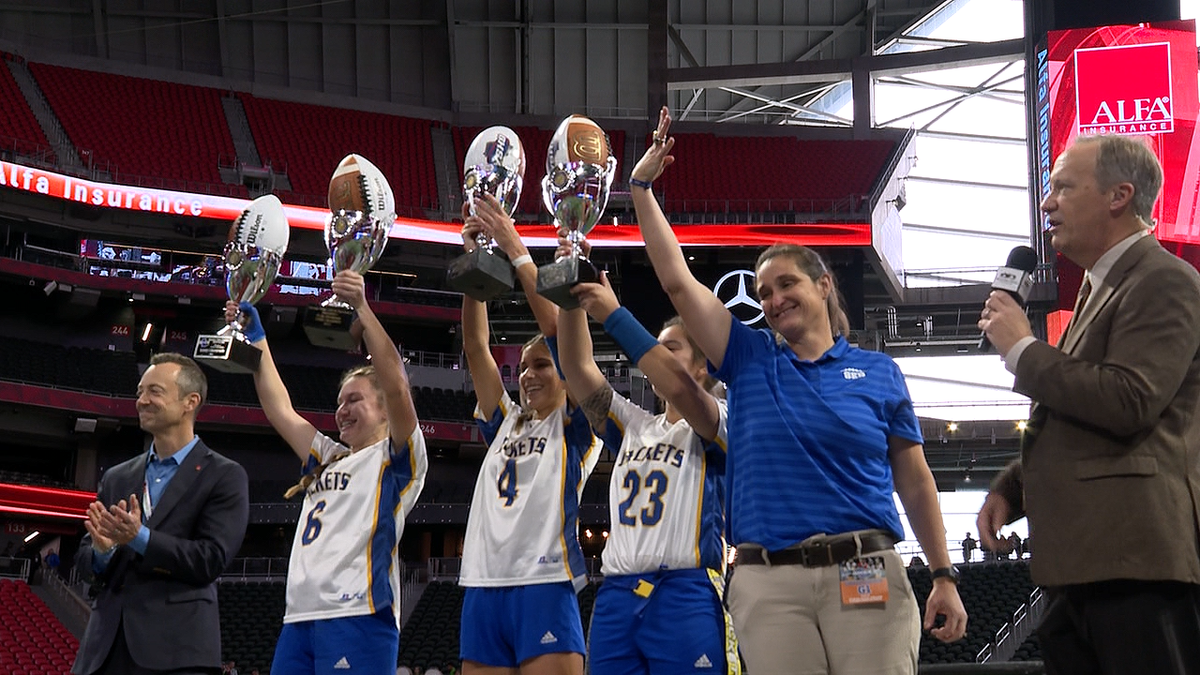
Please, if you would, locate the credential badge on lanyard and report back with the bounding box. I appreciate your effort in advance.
[142,480,153,522]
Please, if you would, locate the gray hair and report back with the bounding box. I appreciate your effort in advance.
[1075,134,1163,227]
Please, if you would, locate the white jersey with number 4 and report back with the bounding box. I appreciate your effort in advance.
[599,393,728,576]
[284,429,427,623]
[461,391,601,587]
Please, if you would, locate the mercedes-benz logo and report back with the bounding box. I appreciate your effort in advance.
[713,269,764,326]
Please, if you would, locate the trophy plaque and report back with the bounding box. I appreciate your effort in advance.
[536,115,617,309]
[447,126,527,301]
[303,153,393,350]
[194,194,290,373]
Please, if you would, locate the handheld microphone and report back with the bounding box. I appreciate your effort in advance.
[978,246,1037,352]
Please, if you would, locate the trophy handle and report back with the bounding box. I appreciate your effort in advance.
[541,174,555,215]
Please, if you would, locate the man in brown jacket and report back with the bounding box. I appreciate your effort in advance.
[977,134,1200,675]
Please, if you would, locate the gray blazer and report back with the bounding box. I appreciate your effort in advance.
[993,235,1200,587]
[72,439,249,674]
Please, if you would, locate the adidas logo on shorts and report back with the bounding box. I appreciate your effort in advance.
[694,653,713,669]
[334,656,351,669]
[540,631,558,645]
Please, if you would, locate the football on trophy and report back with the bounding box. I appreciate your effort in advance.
[327,154,395,218]
[562,115,610,165]
[229,194,290,255]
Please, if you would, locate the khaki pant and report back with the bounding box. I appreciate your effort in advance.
[727,548,918,675]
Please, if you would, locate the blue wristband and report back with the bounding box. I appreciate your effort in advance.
[602,307,658,364]
[629,178,653,190]
[238,301,267,342]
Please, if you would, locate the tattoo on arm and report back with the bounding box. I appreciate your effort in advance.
[580,385,614,433]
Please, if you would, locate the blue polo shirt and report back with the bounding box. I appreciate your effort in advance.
[94,437,199,571]
[714,323,921,551]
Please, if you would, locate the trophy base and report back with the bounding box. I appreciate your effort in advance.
[193,333,262,374]
[536,256,600,310]
[447,248,515,302]
[303,304,359,350]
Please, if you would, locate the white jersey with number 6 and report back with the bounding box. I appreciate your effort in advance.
[599,393,728,576]
[284,430,427,624]
[461,391,601,587]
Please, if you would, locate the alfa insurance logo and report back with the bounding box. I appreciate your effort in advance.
[1075,42,1173,136]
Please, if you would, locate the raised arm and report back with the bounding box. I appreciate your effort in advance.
[558,299,611,433]
[632,107,733,368]
[574,273,721,440]
[233,302,316,460]
[476,193,559,338]
[333,271,418,444]
[459,213,505,418]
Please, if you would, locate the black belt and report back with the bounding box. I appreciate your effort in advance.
[737,531,897,568]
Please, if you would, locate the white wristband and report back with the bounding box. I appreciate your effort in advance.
[511,254,534,268]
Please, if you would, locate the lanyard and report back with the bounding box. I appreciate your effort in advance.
[143,479,154,521]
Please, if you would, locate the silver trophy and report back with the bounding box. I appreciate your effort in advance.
[303,153,394,350]
[194,194,290,373]
[536,114,617,309]
[447,126,527,301]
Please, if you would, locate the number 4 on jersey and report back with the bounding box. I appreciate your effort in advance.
[497,458,518,506]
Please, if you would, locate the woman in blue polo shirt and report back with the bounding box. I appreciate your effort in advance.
[627,106,967,675]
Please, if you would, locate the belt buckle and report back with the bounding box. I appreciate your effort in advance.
[799,542,836,567]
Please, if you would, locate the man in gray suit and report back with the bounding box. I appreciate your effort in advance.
[73,353,249,675]
[977,134,1200,674]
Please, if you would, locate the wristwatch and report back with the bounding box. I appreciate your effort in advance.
[931,565,960,584]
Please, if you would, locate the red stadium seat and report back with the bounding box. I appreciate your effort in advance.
[29,62,236,187]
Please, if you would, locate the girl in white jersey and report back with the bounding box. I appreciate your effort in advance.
[458,195,600,675]
[230,270,428,675]
[558,249,739,675]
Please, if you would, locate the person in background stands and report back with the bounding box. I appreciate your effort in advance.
[961,532,977,564]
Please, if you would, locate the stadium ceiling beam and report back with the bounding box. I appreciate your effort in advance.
[666,38,1023,91]
[91,0,106,58]
[715,87,851,125]
[902,373,1022,394]
[919,130,1026,146]
[686,6,869,122]
[879,74,1025,103]
[916,64,1019,131]
[666,24,706,120]
[894,35,973,48]
[877,71,1022,127]
[673,23,866,33]
[901,221,1033,242]
[721,82,849,125]
[908,175,1027,191]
